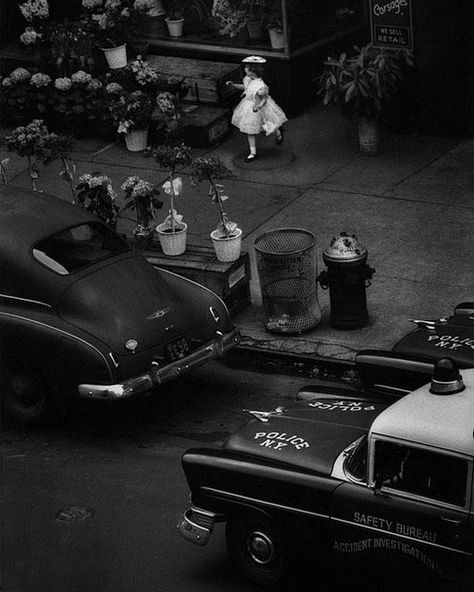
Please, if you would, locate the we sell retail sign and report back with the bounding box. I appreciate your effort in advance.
[369,0,413,49]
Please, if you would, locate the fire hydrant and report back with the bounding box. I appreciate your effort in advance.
[317,232,375,329]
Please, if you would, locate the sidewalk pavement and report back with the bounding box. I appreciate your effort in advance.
[2,104,474,367]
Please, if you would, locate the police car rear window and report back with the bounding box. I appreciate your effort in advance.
[33,223,129,275]
[374,441,468,507]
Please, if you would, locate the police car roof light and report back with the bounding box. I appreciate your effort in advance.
[430,357,465,395]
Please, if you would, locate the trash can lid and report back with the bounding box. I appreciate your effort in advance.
[323,232,367,262]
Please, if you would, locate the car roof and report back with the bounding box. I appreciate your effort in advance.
[370,368,474,456]
[0,184,93,248]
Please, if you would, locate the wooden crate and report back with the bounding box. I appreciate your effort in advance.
[147,55,241,104]
[180,104,231,148]
[142,244,251,316]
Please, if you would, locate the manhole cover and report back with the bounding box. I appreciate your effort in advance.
[233,148,295,170]
[56,506,94,523]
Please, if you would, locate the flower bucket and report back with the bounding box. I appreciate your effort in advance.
[210,228,242,262]
[102,44,127,69]
[268,27,285,49]
[124,128,149,152]
[165,17,184,37]
[156,222,187,256]
[358,117,380,155]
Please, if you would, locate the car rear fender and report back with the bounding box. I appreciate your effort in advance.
[182,447,339,523]
[0,309,113,394]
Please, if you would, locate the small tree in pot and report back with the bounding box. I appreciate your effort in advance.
[190,155,242,262]
[317,43,414,154]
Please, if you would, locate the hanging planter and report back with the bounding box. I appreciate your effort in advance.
[124,128,149,152]
[165,17,185,37]
[156,222,187,256]
[210,227,242,262]
[101,44,127,69]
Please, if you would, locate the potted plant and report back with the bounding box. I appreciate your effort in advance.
[152,143,191,256]
[28,72,53,125]
[190,156,241,262]
[1,119,73,192]
[81,0,146,68]
[212,0,248,42]
[138,0,167,37]
[164,0,185,37]
[17,0,49,55]
[242,0,267,39]
[317,43,414,154]
[110,89,154,151]
[47,18,95,76]
[75,172,120,228]
[264,1,285,49]
[51,70,94,138]
[120,175,162,248]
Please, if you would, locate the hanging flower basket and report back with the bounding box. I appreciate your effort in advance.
[156,222,187,256]
[124,128,149,152]
[101,44,127,69]
[210,227,242,262]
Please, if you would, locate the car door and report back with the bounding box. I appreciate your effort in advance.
[332,438,473,592]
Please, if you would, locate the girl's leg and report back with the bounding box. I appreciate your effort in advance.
[245,134,257,161]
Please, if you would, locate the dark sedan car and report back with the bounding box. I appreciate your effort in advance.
[0,184,240,423]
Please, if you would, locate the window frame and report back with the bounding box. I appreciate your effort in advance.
[368,435,473,512]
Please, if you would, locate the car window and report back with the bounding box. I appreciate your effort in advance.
[33,223,129,274]
[374,441,468,507]
[345,435,368,482]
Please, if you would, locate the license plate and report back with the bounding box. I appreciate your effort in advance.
[165,337,190,362]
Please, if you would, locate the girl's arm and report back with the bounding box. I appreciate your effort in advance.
[226,81,244,91]
[252,87,268,112]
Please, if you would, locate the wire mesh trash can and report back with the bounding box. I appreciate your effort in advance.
[254,228,322,334]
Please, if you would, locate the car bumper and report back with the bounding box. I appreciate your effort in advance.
[177,507,220,547]
[78,328,240,400]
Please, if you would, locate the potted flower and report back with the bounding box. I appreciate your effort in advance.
[18,0,49,54]
[120,175,162,248]
[1,119,74,191]
[152,143,191,256]
[47,18,95,76]
[212,0,248,42]
[81,0,145,68]
[110,89,154,151]
[317,43,414,154]
[28,71,53,126]
[75,172,120,228]
[1,67,33,125]
[164,0,185,37]
[51,70,94,137]
[190,156,241,262]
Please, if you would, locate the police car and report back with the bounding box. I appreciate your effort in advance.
[178,356,474,591]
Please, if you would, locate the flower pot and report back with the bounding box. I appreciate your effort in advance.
[156,222,187,256]
[358,117,380,155]
[268,27,285,49]
[210,228,242,262]
[165,17,184,37]
[102,44,127,69]
[247,20,263,39]
[124,128,149,152]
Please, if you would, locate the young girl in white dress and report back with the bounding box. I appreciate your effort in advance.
[227,56,287,162]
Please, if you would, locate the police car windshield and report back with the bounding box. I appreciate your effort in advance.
[345,436,368,482]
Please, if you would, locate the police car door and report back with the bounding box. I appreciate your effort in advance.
[356,438,472,591]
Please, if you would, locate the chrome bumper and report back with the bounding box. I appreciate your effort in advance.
[177,507,218,547]
[78,328,240,400]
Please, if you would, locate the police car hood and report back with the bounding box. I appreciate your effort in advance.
[224,396,389,475]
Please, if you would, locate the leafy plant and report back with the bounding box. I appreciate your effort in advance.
[110,89,154,134]
[317,43,414,119]
[75,172,120,227]
[120,175,162,233]
[165,0,186,20]
[190,156,238,238]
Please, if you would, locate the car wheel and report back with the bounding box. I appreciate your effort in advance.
[2,365,49,424]
[226,513,290,590]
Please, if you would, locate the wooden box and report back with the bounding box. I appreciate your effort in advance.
[180,104,231,148]
[142,245,251,316]
[147,56,241,104]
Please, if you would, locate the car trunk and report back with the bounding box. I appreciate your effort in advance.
[57,255,223,356]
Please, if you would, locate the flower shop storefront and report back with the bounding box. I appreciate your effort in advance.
[0,0,368,119]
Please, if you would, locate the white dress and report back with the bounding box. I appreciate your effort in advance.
[231,76,287,135]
